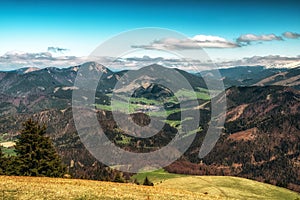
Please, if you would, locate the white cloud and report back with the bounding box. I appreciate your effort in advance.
[217,55,300,69]
[237,33,283,44]
[192,35,228,42]
[132,35,239,50]
[282,31,300,39]
[47,47,69,53]
[133,32,297,49]
[107,55,300,72]
[1,51,299,72]
[0,51,88,70]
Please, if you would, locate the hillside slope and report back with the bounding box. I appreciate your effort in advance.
[256,66,300,89]
[180,85,300,191]
[0,175,299,200]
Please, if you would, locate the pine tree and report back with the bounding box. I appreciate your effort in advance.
[14,119,66,177]
[143,176,154,186]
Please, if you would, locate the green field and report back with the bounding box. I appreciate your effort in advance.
[132,169,300,200]
[175,88,211,101]
[158,176,300,200]
[1,147,16,157]
[0,134,16,157]
[132,169,187,184]
[94,89,211,131]
[95,88,210,114]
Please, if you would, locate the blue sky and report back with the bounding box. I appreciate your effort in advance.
[0,0,300,70]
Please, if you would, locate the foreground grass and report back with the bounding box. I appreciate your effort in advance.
[133,169,300,200]
[1,175,299,200]
[0,176,222,200]
[158,176,300,200]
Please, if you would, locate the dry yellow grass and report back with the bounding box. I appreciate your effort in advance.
[0,176,224,200]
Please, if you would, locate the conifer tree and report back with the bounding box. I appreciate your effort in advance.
[143,176,154,186]
[14,119,66,177]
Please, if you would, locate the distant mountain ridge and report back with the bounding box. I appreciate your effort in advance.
[0,62,208,114]
[200,65,300,89]
[2,63,299,94]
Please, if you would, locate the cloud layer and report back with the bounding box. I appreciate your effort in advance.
[132,35,239,50]
[236,34,283,44]
[133,31,300,51]
[283,31,300,39]
[47,47,69,53]
[0,50,300,72]
[0,51,87,71]
[215,55,300,69]
[1,31,299,71]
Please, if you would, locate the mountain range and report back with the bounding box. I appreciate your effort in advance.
[0,62,299,192]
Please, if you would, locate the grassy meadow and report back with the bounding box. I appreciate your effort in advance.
[0,176,220,200]
[132,169,300,200]
[1,169,298,200]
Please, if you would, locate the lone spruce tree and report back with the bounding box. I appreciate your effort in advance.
[143,176,154,186]
[14,119,66,177]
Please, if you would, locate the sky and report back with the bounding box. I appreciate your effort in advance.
[0,0,300,70]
